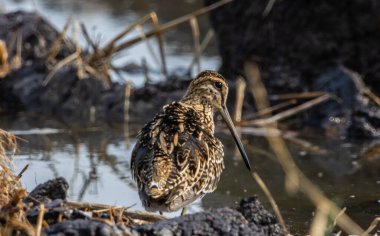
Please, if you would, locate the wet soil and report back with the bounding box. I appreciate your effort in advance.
[18,177,287,236]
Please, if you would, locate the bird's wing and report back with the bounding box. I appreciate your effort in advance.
[131,102,223,206]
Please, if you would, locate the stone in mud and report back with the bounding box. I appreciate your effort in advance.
[131,196,286,236]
[24,177,69,204]
[45,219,118,236]
[309,66,380,138]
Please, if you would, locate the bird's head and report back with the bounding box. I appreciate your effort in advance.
[183,70,252,171]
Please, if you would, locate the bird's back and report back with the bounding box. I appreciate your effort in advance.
[131,101,225,212]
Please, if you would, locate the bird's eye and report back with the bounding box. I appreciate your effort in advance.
[214,81,223,89]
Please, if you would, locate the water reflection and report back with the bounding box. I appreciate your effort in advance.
[2,0,219,80]
[2,115,380,233]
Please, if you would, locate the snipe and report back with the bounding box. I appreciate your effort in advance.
[131,70,251,213]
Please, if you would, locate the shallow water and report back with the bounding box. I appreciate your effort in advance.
[1,115,380,234]
[1,0,220,85]
[1,0,380,234]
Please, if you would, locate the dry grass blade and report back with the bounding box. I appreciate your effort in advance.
[150,12,168,78]
[251,172,286,226]
[244,61,365,235]
[249,94,333,126]
[43,51,80,86]
[190,16,201,74]
[114,0,232,53]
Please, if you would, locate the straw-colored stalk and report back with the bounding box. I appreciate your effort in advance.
[244,61,365,235]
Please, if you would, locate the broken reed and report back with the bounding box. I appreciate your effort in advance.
[41,0,229,87]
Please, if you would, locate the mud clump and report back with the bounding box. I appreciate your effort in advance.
[0,176,286,235]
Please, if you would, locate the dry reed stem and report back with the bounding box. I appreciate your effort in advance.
[309,204,329,236]
[73,20,85,80]
[150,12,168,78]
[270,92,327,101]
[252,172,286,226]
[190,16,201,74]
[113,0,232,53]
[342,66,380,107]
[244,61,365,235]
[35,204,45,236]
[233,76,246,122]
[66,200,166,223]
[333,207,347,226]
[80,23,97,51]
[47,17,72,62]
[283,135,327,155]
[263,0,277,17]
[16,164,29,180]
[134,25,160,67]
[124,82,131,124]
[102,13,152,56]
[249,94,333,126]
[242,99,297,122]
[43,51,80,86]
[227,79,285,227]
[361,217,380,236]
[188,29,214,72]
[11,30,22,70]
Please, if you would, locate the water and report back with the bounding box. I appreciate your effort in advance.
[1,0,380,234]
[2,115,380,234]
[1,0,220,86]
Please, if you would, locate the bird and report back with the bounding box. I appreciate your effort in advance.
[131,70,252,214]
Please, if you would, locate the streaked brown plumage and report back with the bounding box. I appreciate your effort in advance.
[131,70,251,212]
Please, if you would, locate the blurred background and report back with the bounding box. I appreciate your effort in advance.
[1,0,380,234]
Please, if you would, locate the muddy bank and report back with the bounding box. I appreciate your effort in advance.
[1,9,380,138]
[205,0,380,138]
[0,11,191,125]
[1,177,287,235]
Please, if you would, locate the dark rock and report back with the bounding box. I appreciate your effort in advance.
[308,66,380,138]
[24,177,69,204]
[20,177,285,235]
[45,219,120,236]
[131,197,287,236]
[238,196,285,236]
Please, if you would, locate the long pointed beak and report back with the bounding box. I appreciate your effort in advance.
[219,105,252,171]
